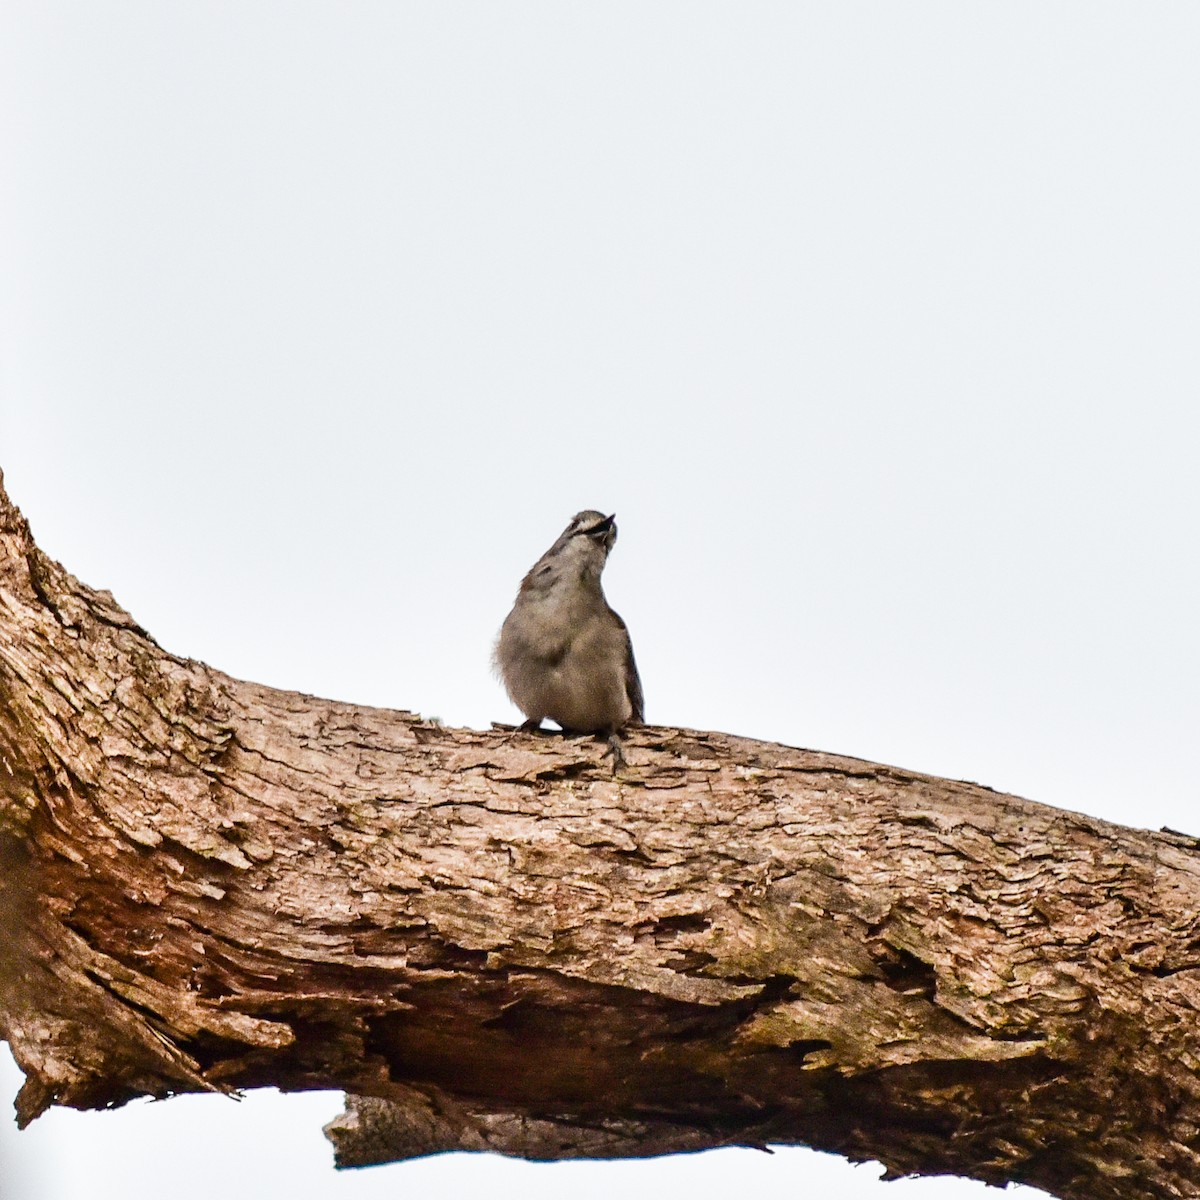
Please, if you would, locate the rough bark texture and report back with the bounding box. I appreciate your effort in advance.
[1,468,1198,1200]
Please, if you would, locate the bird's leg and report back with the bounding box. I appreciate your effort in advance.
[603,732,628,774]
[518,718,544,733]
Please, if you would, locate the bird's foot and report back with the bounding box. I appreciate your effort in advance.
[603,733,628,774]
[493,718,545,745]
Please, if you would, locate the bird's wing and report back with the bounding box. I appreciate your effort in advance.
[614,611,644,723]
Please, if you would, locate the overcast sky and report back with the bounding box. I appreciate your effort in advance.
[2,4,1199,1198]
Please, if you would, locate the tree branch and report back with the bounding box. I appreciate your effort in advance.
[1,466,1198,1199]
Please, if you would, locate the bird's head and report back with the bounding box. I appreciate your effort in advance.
[523,510,619,590]
[563,510,617,552]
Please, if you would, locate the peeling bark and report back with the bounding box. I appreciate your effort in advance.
[1,467,1198,1199]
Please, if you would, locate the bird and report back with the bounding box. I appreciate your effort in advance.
[495,510,643,768]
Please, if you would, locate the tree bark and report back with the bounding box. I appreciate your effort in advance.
[1,468,1198,1200]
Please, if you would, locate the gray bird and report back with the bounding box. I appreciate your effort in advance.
[495,510,643,765]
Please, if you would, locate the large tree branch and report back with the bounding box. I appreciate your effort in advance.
[1,468,1197,1200]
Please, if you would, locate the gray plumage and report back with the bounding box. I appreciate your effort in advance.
[495,510,643,735]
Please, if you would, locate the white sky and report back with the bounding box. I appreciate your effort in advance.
[2,3,1198,1198]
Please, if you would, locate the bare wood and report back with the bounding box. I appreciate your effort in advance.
[1,469,1198,1200]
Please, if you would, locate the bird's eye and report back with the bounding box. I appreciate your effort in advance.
[580,515,615,540]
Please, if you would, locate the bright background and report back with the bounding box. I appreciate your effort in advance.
[3,4,1199,1198]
